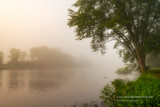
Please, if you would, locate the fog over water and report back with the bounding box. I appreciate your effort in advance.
[0,69,140,107]
[0,0,132,107]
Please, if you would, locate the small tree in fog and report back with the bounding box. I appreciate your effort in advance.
[8,48,21,65]
[0,51,4,65]
[8,48,27,65]
[19,51,27,63]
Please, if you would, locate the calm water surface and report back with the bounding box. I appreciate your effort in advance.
[0,68,140,107]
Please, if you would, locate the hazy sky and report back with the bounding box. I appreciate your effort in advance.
[0,0,124,70]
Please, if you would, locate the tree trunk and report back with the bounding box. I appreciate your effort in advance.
[136,53,146,73]
[133,41,146,73]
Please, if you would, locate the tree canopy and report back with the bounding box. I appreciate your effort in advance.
[68,0,160,72]
[29,46,77,68]
[8,48,26,65]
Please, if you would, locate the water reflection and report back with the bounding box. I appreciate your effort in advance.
[0,71,2,89]
[8,71,25,92]
[29,78,59,93]
[0,69,73,93]
[0,69,139,107]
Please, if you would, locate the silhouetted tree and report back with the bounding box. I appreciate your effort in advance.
[8,48,21,65]
[19,51,27,63]
[0,51,4,65]
[30,46,77,68]
[8,48,27,65]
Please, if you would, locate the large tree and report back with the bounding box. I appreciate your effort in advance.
[68,0,160,72]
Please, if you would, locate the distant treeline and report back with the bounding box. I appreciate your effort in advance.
[0,46,91,69]
[146,54,160,67]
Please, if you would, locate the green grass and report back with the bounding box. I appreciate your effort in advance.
[100,71,160,107]
[145,68,160,78]
[150,67,160,70]
[116,67,131,74]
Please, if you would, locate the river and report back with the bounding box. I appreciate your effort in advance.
[0,68,140,107]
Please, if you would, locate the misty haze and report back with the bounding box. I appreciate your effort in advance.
[0,0,160,107]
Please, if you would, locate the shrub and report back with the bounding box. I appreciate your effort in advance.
[100,74,160,107]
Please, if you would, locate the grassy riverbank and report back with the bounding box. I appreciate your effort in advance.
[116,67,132,74]
[100,69,160,107]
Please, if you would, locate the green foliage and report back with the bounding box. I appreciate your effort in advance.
[68,0,160,72]
[117,67,132,74]
[146,54,160,67]
[100,74,160,106]
[117,67,128,72]
[100,84,115,106]
[112,79,125,90]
